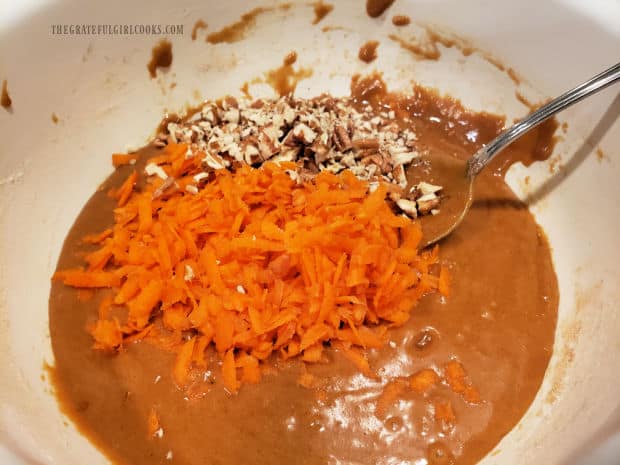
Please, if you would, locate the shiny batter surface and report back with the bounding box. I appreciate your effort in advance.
[49,76,558,465]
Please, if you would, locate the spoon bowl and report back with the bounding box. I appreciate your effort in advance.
[409,155,474,248]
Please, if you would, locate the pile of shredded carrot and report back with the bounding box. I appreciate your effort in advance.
[54,143,450,393]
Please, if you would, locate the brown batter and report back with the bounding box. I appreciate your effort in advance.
[147,40,173,79]
[1,79,12,110]
[312,1,334,25]
[366,0,395,18]
[206,6,292,44]
[358,41,380,63]
[264,55,313,97]
[49,75,558,465]
[392,15,411,26]
[191,20,208,41]
[283,51,298,66]
[389,33,442,61]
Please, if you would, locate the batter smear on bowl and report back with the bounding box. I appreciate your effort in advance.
[49,74,558,465]
[1,79,12,110]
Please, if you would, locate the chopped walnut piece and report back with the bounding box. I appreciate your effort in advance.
[292,123,317,144]
[257,129,280,160]
[417,181,442,195]
[392,165,407,189]
[416,193,440,215]
[396,199,418,218]
[352,138,380,150]
[202,152,227,170]
[333,124,353,152]
[244,144,262,165]
[152,176,177,199]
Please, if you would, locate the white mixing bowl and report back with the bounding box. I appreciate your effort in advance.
[1,1,619,464]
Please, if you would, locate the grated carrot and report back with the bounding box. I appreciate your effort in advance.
[444,360,481,404]
[409,368,440,393]
[54,143,447,393]
[82,228,113,244]
[438,266,452,297]
[375,379,407,418]
[112,170,138,207]
[112,153,139,167]
[147,407,160,437]
[434,400,456,424]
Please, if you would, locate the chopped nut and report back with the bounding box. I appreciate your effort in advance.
[257,129,280,160]
[184,265,195,281]
[152,176,177,199]
[223,96,239,109]
[202,152,227,170]
[193,172,209,183]
[185,185,199,195]
[244,144,262,165]
[276,147,301,163]
[352,138,380,150]
[333,124,353,152]
[396,198,418,218]
[286,170,300,183]
[389,147,418,166]
[361,154,383,167]
[309,141,330,165]
[292,123,317,144]
[392,165,407,189]
[145,163,169,180]
[417,193,440,215]
[416,181,442,196]
[323,161,345,173]
[222,108,240,124]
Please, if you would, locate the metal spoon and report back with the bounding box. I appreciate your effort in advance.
[419,62,620,248]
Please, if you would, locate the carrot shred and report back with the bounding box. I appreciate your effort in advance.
[438,266,452,297]
[82,228,113,244]
[444,360,468,394]
[112,153,139,167]
[89,318,122,350]
[147,407,160,437]
[444,360,481,404]
[464,385,481,404]
[114,170,138,207]
[55,154,448,391]
[54,269,121,288]
[340,346,376,379]
[173,338,196,386]
[297,369,320,389]
[434,400,456,424]
[409,368,440,394]
[376,379,407,418]
[222,349,239,393]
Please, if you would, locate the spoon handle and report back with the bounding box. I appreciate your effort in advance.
[467,62,620,176]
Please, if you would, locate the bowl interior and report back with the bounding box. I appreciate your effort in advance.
[1,1,619,464]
